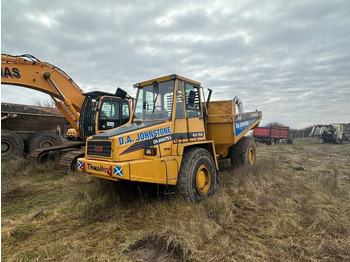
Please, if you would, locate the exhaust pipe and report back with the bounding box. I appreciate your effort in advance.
[234,96,244,113]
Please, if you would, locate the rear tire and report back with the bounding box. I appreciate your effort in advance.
[26,131,63,153]
[230,137,257,167]
[1,129,24,160]
[177,148,217,202]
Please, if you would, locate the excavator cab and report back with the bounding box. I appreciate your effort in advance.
[79,91,131,138]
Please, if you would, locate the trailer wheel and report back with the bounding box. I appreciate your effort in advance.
[230,137,257,167]
[177,148,217,202]
[269,138,275,145]
[26,131,63,153]
[1,129,24,160]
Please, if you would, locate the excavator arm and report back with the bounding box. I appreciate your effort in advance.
[1,54,85,135]
[2,53,134,168]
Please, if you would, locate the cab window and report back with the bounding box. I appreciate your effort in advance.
[175,80,185,119]
[99,100,121,130]
[185,83,201,118]
[122,102,130,125]
[134,80,174,121]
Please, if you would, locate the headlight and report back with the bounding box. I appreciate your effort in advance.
[145,147,157,156]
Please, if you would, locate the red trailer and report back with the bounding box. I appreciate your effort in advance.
[253,126,293,145]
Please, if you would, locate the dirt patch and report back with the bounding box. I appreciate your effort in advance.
[127,237,184,262]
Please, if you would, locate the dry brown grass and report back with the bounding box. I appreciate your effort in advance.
[2,138,350,261]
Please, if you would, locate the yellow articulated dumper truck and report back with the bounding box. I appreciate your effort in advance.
[77,74,262,201]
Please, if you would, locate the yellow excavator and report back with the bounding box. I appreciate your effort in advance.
[1,54,132,171]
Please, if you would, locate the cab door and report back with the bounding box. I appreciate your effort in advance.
[172,80,188,144]
[184,83,205,142]
[97,97,130,132]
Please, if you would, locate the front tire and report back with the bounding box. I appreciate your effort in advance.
[230,137,257,167]
[177,148,217,202]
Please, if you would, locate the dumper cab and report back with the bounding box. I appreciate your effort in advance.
[78,74,262,201]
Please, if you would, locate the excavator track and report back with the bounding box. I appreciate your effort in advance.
[28,142,85,166]
[59,149,85,174]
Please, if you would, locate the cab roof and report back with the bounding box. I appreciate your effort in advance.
[133,74,201,88]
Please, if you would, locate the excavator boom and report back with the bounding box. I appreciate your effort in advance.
[1,54,84,109]
[2,54,85,133]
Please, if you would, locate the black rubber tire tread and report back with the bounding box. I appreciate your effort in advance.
[177,147,217,202]
[27,131,63,153]
[1,129,24,160]
[230,136,257,167]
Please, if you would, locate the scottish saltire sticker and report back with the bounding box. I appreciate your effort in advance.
[77,161,85,171]
[114,166,123,177]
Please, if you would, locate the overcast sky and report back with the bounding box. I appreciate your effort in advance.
[1,0,350,128]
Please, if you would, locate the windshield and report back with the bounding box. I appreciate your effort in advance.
[134,80,175,121]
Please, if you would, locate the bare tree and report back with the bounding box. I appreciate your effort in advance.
[32,98,56,108]
[264,122,285,127]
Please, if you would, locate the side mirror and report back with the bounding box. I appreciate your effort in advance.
[188,90,195,107]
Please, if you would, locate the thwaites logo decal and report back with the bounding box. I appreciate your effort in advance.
[79,161,123,178]
[86,163,113,176]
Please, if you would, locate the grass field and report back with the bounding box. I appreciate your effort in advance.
[2,138,350,261]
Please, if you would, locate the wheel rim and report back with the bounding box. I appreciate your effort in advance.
[248,147,255,165]
[40,140,54,148]
[1,141,11,154]
[196,164,211,195]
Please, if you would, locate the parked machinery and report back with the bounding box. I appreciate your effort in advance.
[253,126,293,145]
[310,124,350,144]
[1,103,70,160]
[1,54,132,170]
[77,74,262,201]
